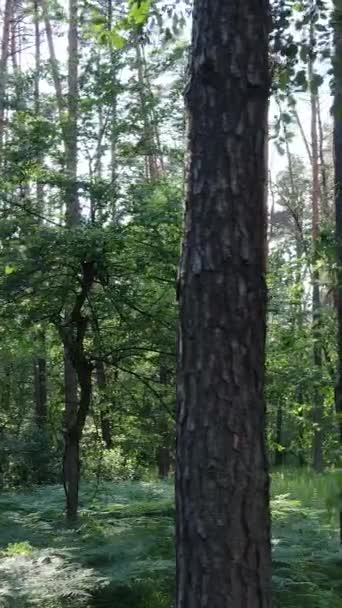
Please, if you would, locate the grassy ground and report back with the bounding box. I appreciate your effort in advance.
[0,470,340,607]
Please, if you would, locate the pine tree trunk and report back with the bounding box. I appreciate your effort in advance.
[135,40,159,180]
[0,0,13,156]
[176,2,271,606]
[309,45,324,472]
[107,0,119,221]
[333,0,342,543]
[32,0,48,437]
[65,0,79,224]
[62,0,82,523]
[41,0,65,128]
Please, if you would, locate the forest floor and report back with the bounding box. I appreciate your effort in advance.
[0,471,340,608]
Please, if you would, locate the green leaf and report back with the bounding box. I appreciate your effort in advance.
[128,0,151,26]
[4,265,16,275]
[110,29,126,49]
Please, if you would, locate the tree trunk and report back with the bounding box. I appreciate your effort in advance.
[333,0,342,543]
[0,0,13,157]
[61,0,83,523]
[135,40,159,181]
[309,44,324,472]
[176,2,271,607]
[275,405,284,467]
[107,0,119,221]
[34,346,47,428]
[317,97,329,221]
[63,353,78,513]
[65,0,79,224]
[63,354,92,522]
[32,0,48,435]
[156,446,170,479]
[95,360,113,449]
[334,0,342,448]
[40,0,65,129]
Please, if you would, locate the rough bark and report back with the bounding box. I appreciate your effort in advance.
[176,2,271,607]
[57,0,86,522]
[309,46,323,472]
[333,0,342,544]
[0,0,13,156]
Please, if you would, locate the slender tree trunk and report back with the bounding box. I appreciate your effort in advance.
[293,105,313,165]
[63,353,78,514]
[65,0,79,224]
[309,44,324,472]
[157,446,171,478]
[156,362,171,478]
[275,405,284,466]
[135,40,159,180]
[63,353,92,521]
[32,0,48,434]
[0,0,13,157]
[62,0,83,522]
[176,2,271,606]
[333,0,342,543]
[34,333,48,428]
[40,0,65,128]
[317,97,329,220]
[95,360,113,449]
[107,0,119,221]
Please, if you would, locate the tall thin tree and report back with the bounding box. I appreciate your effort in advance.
[333,0,342,543]
[0,0,13,157]
[308,18,324,472]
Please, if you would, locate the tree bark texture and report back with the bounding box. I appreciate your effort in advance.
[59,0,85,522]
[176,2,271,607]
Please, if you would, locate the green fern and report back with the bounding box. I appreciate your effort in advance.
[0,474,341,608]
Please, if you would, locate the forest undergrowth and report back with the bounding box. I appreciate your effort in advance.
[0,470,340,608]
